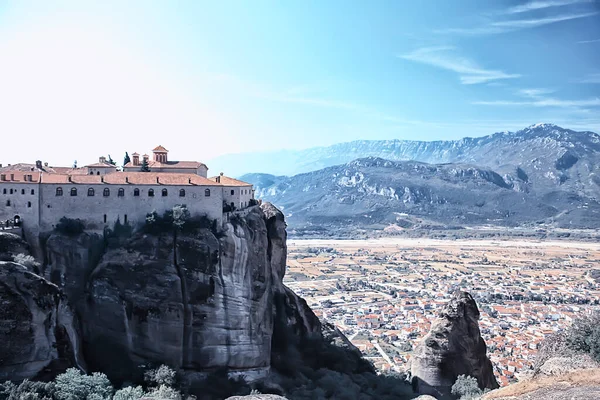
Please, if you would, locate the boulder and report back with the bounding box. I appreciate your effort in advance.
[411,291,498,399]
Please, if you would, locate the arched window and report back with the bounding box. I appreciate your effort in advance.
[103,188,110,197]
[162,188,168,197]
[205,188,210,197]
[27,201,31,208]
[56,187,63,196]
[148,189,154,197]
[21,189,25,195]
[118,188,124,197]
[6,200,10,206]
[89,171,94,175]
[9,189,13,194]
[97,171,100,175]
[2,189,6,194]
[103,214,107,223]
[31,189,35,195]
[70,188,77,196]
[179,189,185,197]
[87,188,95,196]
[231,189,234,195]
[134,188,140,197]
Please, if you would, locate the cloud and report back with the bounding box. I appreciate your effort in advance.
[578,38,600,43]
[399,47,521,84]
[506,0,591,14]
[518,88,555,98]
[474,98,600,107]
[492,12,598,28]
[577,73,600,83]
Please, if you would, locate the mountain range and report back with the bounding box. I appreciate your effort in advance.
[237,124,600,235]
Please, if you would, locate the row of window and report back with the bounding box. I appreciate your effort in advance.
[5,200,31,207]
[230,189,251,196]
[55,187,211,197]
[2,188,35,195]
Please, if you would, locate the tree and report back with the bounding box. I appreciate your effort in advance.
[141,157,150,172]
[107,155,116,165]
[451,375,482,400]
[123,152,131,166]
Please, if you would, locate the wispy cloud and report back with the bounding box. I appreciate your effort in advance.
[507,0,591,14]
[577,73,600,83]
[578,38,600,43]
[399,47,521,84]
[438,11,597,35]
[474,88,600,108]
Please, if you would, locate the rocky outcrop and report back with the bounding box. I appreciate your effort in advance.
[0,261,84,381]
[0,232,30,262]
[411,291,499,399]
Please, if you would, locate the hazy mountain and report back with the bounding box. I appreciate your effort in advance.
[212,124,600,179]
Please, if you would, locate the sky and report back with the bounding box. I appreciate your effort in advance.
[0,0,599,167]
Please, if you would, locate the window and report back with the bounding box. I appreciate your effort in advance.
[70,188,77,196]
[31,189,34,195]
[97,171,100,175]
[27,201,31,208]
[2,189,5,194]
[56,187,63,196]
[124,214,128,224]
[162,188,168,197]
[134,188,140,197]
[205,188,210,197]
[118,188,124,197]
[103,188,110,197]
[231,189,234,195]
[179,189,185,197]
[88,188,95,196]
[103,214,107,223]
[148,189,154,197]
[6,200,10,206]
[89,171,94,175]
[21,189,25,194]
[10,189,13,194]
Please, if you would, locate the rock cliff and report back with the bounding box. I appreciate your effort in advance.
[0,203,322,385]
[411,291,499,399]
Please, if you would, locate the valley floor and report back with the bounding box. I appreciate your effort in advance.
[284,237,600,387]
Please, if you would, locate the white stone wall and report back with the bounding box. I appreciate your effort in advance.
[222,186,253,210]
[38,184,223,232]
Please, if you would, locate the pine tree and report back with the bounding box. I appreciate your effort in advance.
[123,152,131,166]
[107,155,116,166]
[141,158,150,172]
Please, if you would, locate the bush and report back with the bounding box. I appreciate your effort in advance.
[53,368,113,400]
[0,379,55,400]
[113,386,145,400]
[55,217,85,236]
[144,365,176,387]
[451,375,482,400]
[13,253,40,270]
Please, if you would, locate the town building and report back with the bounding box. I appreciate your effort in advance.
[0,146,254,242]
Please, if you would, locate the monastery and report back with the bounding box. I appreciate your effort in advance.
[0,146,254,239]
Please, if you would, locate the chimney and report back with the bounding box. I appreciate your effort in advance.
[101,176,104,183]
[125,176,129,183]
[10,174,14,181]
[0,174,5,181]
[99,156,106,164]
[156,176,159,184]
[68,176,72,182]
[132,153,140,166]
[35,160,42,169]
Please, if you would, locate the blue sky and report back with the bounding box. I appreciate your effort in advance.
[0,0,599,167]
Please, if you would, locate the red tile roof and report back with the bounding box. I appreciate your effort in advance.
[123,160,207,169]
[40,172,219,186]
[152,145,169,152]
[210,175,253,187]
[0,171,41,183]
[84,162,117,168]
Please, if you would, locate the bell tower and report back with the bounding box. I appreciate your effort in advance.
[152,145,169,163]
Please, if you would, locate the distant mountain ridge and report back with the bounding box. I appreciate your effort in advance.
[211,123,600,177]
[238,124,600,234]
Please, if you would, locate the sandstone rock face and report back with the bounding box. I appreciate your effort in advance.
[411,291,499,399]
[0,203,322,383]
[0,261,84,381]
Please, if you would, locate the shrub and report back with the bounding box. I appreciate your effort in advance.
[0,379,55,400]
[13,253,40,270]
[55,217,85,236]
[53,368,113,400]
[113,386,145,400]
[564,312,600,362]
[451,375,482,400]
[144,385,181,399]
[144,365,176,387]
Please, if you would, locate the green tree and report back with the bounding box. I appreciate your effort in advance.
[107,155,116,166]
[141,157,150,172]
[451,375,482,400]
[53,368,113,400]
[123,152,131,166]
